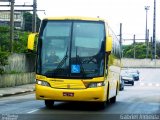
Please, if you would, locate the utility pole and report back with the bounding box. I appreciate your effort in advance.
[150,37,153,60]
[145,6,149,58]
[10,0,14,53]
[120,23,122,58]
[146,29,149,58]
[153,0,156,60]
[133,34,136,59]
[32,0,37,32]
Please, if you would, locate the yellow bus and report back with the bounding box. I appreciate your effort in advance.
[28,16,121,108]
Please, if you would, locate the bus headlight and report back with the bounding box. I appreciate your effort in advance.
[88,82,105,88]
[36,80,51,87]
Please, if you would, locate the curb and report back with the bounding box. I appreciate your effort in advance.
[0,89,35,97]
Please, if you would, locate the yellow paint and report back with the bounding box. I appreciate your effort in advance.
[27,33,37,50]
[36,84,107,102]
[43,16,105,22]
[106,35,113,52]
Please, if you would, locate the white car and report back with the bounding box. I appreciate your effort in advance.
[121,73,134,86]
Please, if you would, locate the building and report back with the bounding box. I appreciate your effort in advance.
[0,11,24,29]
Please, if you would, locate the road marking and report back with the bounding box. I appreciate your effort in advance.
[136,82,160,87]
[140,83,144,86]
[27,109,39,114]
[148,83,152,86]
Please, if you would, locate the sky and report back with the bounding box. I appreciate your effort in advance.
[1,0,160,44]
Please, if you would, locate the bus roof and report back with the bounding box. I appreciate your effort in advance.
[43,16,106,22]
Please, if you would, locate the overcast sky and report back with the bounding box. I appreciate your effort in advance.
[2,0,160,44]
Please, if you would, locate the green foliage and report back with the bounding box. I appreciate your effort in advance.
[13,31,29,53]
[0,26,10,32]
[0,26,30,53]
[23,12,41,32]
[123,42,160,59]
[123,43,147,59]
[156,42,160,59]
[0,51,9,74]
[0,26,10,52]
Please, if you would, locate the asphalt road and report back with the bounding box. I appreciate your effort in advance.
[0,68,160,120]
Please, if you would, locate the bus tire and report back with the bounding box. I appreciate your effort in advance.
[45,100,54,108]
[110,96,116,103]
[110,84,117,103]
[98,101,106,109]
[106,83,110,103]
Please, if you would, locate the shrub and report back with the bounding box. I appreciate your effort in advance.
[0,51,9,74]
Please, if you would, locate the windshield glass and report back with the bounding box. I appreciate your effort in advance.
[37,20,105,78]
[71,21,105,78]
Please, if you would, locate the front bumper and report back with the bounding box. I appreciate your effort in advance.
[35,84,107,102]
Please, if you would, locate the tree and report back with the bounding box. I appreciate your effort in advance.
[23,12,41,32]
[123,43,153,59]
[156,41,160,58]
[0,51,9,74]
[13,31,29,53]
[0,26,10,74]
[0,26,10,52]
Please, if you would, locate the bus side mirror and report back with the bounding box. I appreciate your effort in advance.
[27,33,38,51]
[106,35,112,52]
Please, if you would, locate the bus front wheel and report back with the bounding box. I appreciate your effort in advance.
[110,84,117,103]
[98,101,107,109]
[45,100,54,108]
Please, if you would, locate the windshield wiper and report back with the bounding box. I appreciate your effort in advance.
[50,47,69,76]
[44,47,69,77]
[56,47,68,69]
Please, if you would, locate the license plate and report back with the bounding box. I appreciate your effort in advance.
[124,80,129,83]
[63,92,74,97]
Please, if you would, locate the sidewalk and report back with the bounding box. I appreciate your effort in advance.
[0,84,35,97]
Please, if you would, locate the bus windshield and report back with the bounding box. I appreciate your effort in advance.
[37,20,105,79]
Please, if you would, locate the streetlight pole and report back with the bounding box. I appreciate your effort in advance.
[146,29,149,58]
[133,34,136,59]
[153,0,156,60]
[145,6,149,58]
[153,0,156,67]
[145,6,149,43]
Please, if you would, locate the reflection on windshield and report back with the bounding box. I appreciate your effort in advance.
[37,20,105,78]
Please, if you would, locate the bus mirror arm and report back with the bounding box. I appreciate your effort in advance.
[27,49,37,55]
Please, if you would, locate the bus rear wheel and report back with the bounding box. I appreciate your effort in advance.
[45,100,54,108]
